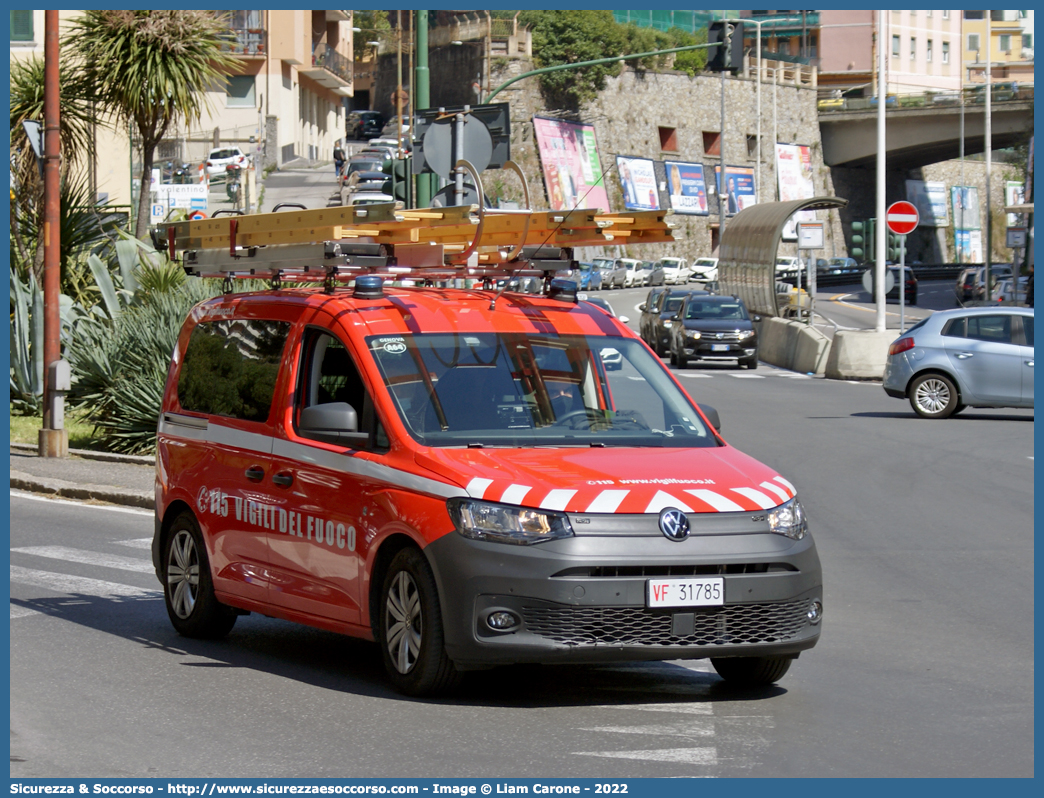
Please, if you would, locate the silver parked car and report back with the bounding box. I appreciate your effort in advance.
[883,307,1034,418]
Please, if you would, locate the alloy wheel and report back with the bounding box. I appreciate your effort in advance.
[915,378,951,414]
[385,570,422,674]
[167,529,200,620]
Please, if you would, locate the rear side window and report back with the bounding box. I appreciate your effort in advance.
[941,317,966,337]
[178,319,291,421]
[1023,316,1033,347]
[967,315,1012,344]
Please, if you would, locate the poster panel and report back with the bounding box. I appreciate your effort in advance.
[905,180,950,227]
[532,116,611,212]
[955,229,984,262]
[950,186,980,230]
[616,155,660,211]
[775,143,816,239]
[1006,180,1026,226]
[664,161,709,215]
[713,165,757,216]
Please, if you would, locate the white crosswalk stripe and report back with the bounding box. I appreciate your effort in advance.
[12,546,155,574]
[114,538,153,550]
[730,373,765,379]
[10,565,160,599]
[578,722,714,738]
[573,747,718,765]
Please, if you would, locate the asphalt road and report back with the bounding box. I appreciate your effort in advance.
[9,356,1033,778]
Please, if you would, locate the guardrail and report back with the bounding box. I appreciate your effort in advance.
[818,83,1033,114]
[776,264,968,288]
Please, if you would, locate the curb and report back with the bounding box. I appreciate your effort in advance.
[10,470,154,510]
[10,442,155,466]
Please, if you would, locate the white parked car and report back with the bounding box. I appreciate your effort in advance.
[347,192,396,207]
[690,257,719,282]
[620,258,646,288]
[775,256,802,276]
[204,146,249,177]
[992,276,1030,303]
[659,257,690,285]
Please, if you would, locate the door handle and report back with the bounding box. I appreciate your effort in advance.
[244,466,265,482]
[955,352,974,359]
[272,472,294,488]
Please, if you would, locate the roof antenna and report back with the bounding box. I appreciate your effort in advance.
[489,153,620,311]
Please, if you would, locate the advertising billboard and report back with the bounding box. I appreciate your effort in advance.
[775,143,816,239]
[616,155,660,211]
[905,180,949,227]
[713,165,757,216]
[664,161,709,216]
[532,116,610,212]
[1006,180,1026,226]
[954,229,983,263]
[951,185,980,230]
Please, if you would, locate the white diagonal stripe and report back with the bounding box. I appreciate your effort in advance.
[585,490,629,513]
[759,481,791,503]
[731,374,765,379]
[678,373,712,378]
[500,484,532,505]
[12,547,153,574]
[773,476,797,496]
[573,748,717,765]
[115,538,153,550]
[644,490,694,514]
[578,723,714,738]
[730,488,777,510]
[685,489,744,512]
[10,565,159,599]
[539,489,577,511]
[466,478,493,499]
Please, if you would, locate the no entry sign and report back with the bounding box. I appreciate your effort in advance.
[886,201,919,235]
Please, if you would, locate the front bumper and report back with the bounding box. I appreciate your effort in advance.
[681,339,757,359]
[425,515,823,669]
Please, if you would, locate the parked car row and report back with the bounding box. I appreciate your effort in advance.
[955,264,1015,304]
[638,287,759,370]
[571,257,721,291]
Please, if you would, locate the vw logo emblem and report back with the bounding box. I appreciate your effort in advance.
[658,507,690,541]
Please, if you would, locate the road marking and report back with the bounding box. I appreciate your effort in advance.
[12,546,153,574]
[730,374,765,379]
[115,538,153,550]
[573,747,718,765]
[10,490,153,517]
[677,373,712,378]
[10,564,160,599]
[578,722,714,738]
[591,703,714,715]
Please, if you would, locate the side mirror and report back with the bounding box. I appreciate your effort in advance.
[697,403,721,433]
[638,304,647,312]
[752,314,762,323]
[299,402,369,448]
[617,315,630,324]
[670,313,680,321]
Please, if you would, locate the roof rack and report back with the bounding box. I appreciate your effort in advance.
[156,158,679,287]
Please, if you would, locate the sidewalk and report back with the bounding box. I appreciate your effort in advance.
[256,158,343,213]
[10,444,155,509]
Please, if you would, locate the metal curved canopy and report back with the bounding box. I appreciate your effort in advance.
[718,196,849,317]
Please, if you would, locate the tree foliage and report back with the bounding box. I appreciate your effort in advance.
[518,11,709,109]
[64,11,239,238]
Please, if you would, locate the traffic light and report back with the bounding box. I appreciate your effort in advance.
[888,232,907,261]
[708,20,744,73]
[382,156,412,206]
[850,218,875,262]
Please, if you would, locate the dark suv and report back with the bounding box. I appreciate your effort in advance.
[669,295,760,369]
[347,111,386,141]
[640,288,706,356]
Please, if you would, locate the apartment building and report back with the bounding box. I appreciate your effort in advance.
[962,10,1034,83]
[10,10,353,214]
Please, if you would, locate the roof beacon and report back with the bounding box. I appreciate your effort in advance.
[548,278,579,304]
[353,275,385,299]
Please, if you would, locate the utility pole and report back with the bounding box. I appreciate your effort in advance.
[985,12,993,294]
[415,10,431,207]
[718,14,729,240]
[40,9,67,457]
[875,9,887,333]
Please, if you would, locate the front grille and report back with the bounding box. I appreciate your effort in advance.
[693,331,744,341]
[554,563,797,578]
[522,600,808,647]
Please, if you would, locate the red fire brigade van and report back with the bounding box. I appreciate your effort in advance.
[152,205,822,696]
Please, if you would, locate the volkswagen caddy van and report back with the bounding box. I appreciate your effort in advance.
[154,278,822,695]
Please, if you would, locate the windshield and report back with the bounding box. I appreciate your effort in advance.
[367,333,717,448]
[685,300,748,321]
[694,259,715,266]
[663,296,686,314]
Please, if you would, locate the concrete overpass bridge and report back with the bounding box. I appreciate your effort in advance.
[820,89,1034,170]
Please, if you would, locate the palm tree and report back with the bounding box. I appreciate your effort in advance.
[64,10,238,239]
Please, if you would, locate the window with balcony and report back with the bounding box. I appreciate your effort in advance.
[10,10,33,42]
[942,41,950,63]
[226,75,256,107]
[926,39,933,62]
[219,9,265,56]
[998,34,1012,52]
[892,35,900,57]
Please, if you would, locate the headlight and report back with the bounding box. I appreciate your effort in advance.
[663,321,673,328]
[766,497,807,540]
[738,329,755,339]
[687,330,702,340]
[447,498,574,546]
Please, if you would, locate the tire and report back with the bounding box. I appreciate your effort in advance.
[676,351,688,369]
[378,548,461,696]
[669,348,678,367]
[711,656,792,686]
[909,373,959,418]
[163,511,237,639]
[741,356,758,370]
